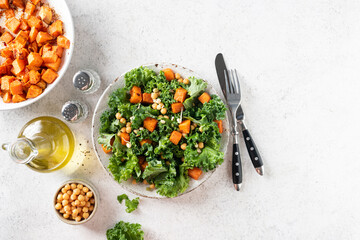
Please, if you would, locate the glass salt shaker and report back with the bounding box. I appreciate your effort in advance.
[73,69,100,94]
[61,100,89,123]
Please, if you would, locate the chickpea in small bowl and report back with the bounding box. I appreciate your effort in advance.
[54,179,98,224]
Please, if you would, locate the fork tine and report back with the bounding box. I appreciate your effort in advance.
[224,69,231,94]
[230,70,236,93]
[234,69,240,94]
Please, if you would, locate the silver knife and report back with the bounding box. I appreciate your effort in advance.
[215,53,264,176]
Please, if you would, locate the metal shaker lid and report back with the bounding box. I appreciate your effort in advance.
[61,101,81,122]
[73,70,91,91]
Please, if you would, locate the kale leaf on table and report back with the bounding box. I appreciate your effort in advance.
[117,194,139,213]
[106,220,144,240]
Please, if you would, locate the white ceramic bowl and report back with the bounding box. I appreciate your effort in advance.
[54,179,99,225]
[92,63,229,199]
[0,0,74,111]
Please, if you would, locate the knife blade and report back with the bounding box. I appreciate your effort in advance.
[215,53,264,176]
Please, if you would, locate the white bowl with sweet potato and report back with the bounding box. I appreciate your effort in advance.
[0,0,74,110]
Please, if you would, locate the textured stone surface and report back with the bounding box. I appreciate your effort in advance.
[1,0,360,239]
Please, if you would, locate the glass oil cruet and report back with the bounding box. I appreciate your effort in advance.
[2,116,75,172]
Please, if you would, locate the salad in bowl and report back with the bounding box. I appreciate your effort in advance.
[95,65,227,198]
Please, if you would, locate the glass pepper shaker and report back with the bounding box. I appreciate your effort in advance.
[73,69,101,94]
[61,100,89,123]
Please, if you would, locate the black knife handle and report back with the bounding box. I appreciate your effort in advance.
[242,129,263,168]
[232,143,242,188]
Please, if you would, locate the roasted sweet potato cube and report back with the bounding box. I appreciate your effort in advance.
[129,85,142,104]
[6,17,21,33]
[29,70,40,84]
[26,84,42,98]
[36,31,53,44]
[52,46,63,57]
[28,27,38,42]
[42,50,58,63]
[2,58,13,66]
[1,76,15,91]
[12,94,26,103]
[169,131,182,145]
[143,117,158,132]
[188,167,202,180]
[9,79,23,95]
[44,57,61,72]
[12,59,26,75]
[18,69,29,83]
[140,139,152,146]
[57,35,70,49]
[1,47,13,58]
[0,65,8,75]
[28,41,38,53]
[0,0,9,9]
[49,20,63,37]
[120,132,130,145]
[1,31,14,43]
[4,9,14,18]
[162,68,174,81]
[171,102,184,113]
[41,68,58,83]
[39,6,52,24]
[214,120,223,133]
[28,52,43,67]
[13,48,29,60]
[27,16,42,29]
[30,0,40,5]
[174,87,187,103]
[179,119,191,134]
[13,30,29,49]
[12,0,24,9]
[142,93,153,104]
[19,19,29,30]
[3,92,12,103]
[25,1,35,17]
[198,92,211,104]
[36,80,46,89]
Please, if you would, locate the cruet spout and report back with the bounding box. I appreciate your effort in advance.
[1,138,38,164]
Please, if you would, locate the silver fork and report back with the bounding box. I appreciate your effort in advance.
[224,69,242,191]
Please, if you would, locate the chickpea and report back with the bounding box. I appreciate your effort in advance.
[64,184,71,190]
[191,125,195,130]
[149,183,155,189]
[59,208,65,214]
[151,92,158,99]
[89,205,94,211]
[71,206,76,211]
[175,73,181,79]
[139,127,144,131]
[152,103,158,110]
[61,188,66,194]
[178,78,183,83]
[63,193,69,200]
[80,201,86,207]
[55,203,62,210]
[126,142,132,148]
[63,213,70,219]
[82,207,89,213]
[57,194,63,201]
[197,148,202,153]
[164,115,169,119]
[72,209,79,216]
[77,184,83,190]
[126,127,132,133]
[133,129,139,134]
[64,205,71,212]
[195,143,198,148]
[66,190,72,196]
[74,200,80,206]
[198,142,204,149]
[83,212,90,219]
[76,207,82,213]
[159,102,164,108]
[62,200,68,206]
[81,190,85,196]
[70,194,77,201]
[71,202,76,207]
[199,126,203,132]
[160,108,167,114]
[180,143,187,150]
[160,120,165,124]
[120,118,126,124]
[153,88,159,93]
[85,196,90,202]
[78,195,85,201]
[73,188,80,195]
[156,104,162,110]
[183,78,190,84]
[75,216,82,222]
[90,198,95,204]
[193,123,198,127]
[126,122,131,127]
[83,187,89,193]
[71,183,77,190]
[121,127,126,133]
[86,202,91,208]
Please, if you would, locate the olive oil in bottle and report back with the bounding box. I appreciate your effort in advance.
[2,116,75,172]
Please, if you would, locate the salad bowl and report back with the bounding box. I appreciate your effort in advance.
[92,63,229,199]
